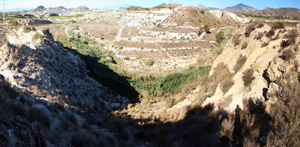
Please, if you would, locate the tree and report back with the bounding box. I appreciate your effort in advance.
[203,24,210,33]
[49,13,58,17]
[215,31,225,43]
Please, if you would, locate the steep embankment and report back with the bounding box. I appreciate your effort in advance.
[203,21,299,111]
[2,27,127,111]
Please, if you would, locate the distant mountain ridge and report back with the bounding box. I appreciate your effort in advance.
[29,5,90,13]
[224,3,257,12]
[251,7,300,19]
[222,3,300,19]
[7,7,32,12]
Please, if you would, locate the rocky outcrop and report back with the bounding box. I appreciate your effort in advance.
[2,28,128,111]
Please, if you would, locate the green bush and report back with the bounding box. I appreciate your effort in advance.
[33,33,43,41]
[23,26,33,33]
[132,66,211,96]
[145,60,154,66]
[215,31,225,43]
[49,13,59,16]
[203,24,210,33]
[10,20,20,26]
[197,58,206,64]
[70,25,79,30]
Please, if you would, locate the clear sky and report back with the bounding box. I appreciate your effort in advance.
[1,0,300,11]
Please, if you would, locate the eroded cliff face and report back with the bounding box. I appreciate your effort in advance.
[2,28,128,112]
[204,21,300,111]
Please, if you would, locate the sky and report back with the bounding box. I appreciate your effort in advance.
[1,0,300,11]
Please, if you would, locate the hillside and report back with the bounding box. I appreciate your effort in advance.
[3,27,127,112]
[120,21,300,146]
[153,3,182,9]
[162,6,249,27]
[3,5,300,146]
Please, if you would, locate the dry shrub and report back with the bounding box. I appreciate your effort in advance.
[283,29,299,46]
[267,73,300,146]
[271,22,285,30]
[240,112,260,147]
[241,42,248,49]
[220,117,235,140]
[220,78,234,94]
[280,40,289,48]
[242,68,255,87]
[232,35,240,46]
[109,117,125,132]
[3,101,27,117]
[294,46,299,52]
[29,107,50,128]
[261,41,269,48]
[280,49,295,61]
[71,129,98,147]
[196,63,233,102]
[255,32,264,40]
[266,29,275,38]
[256,23,264,28]
[244,23,255,37]
[233,55,247,73]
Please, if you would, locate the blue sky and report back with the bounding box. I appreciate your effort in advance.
[2,0,300,11]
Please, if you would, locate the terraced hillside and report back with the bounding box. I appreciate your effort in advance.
[76,7,244,74]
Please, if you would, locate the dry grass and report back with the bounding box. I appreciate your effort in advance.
[220,79,234,94]
[244,23,255,37]
[232,34,240,46]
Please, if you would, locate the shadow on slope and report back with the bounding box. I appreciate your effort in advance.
[129,100,271,147]
[0,73,273,146]
[67,48,140,102]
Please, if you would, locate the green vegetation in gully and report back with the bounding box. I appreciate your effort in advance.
[216,28,233,54]
[131,66,211,97]
[66,24,211,100]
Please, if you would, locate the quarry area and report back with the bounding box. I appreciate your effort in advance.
[0,3,300,146]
